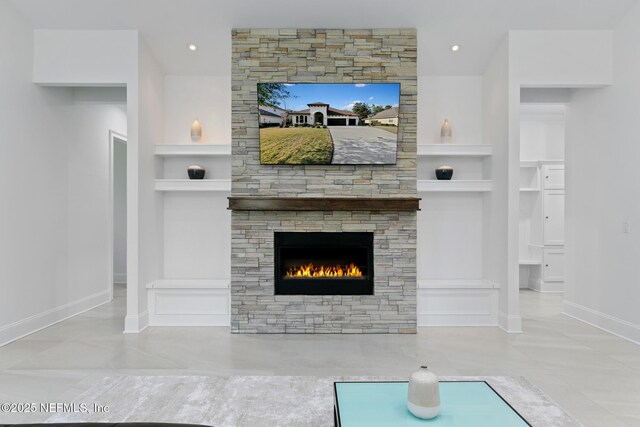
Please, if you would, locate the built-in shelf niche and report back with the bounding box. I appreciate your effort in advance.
[519,244,543,265]
[519,162,540,191]
[416,138,496,325]
[155,144,231,191]
[151,142,232,327]
[418,144,492,190]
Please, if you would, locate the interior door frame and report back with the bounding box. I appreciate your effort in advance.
[109,130,127,302]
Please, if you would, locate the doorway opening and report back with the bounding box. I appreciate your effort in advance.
[518,90,566,318]
[110,131,127,303]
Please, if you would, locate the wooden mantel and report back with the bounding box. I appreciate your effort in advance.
[227,197,421,212]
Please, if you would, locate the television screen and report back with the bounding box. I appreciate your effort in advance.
[258,83,400,165]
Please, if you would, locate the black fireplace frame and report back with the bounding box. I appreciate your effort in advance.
[274,232,374,296]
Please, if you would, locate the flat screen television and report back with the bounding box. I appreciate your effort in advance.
[258,83,400,165]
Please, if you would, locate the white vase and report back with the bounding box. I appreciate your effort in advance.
[407,366,440,419]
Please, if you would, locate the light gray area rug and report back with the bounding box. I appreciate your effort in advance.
[48,375,582,427]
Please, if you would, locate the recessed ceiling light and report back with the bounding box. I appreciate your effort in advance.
[188,43,198,51]
[451,45,460,52]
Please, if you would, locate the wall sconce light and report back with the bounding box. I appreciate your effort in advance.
[191,119,202,143]
[440,119,452,144]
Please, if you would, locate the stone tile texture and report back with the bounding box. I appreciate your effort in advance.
[231,29,417,333]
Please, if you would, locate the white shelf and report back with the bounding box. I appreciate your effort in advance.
[154,179,231,192]
[417,144,492,156]
[417,180,492,192]
[519,259,542,266]
[147,279,230,289]
[520,187,540,192]
[418,279,499,289]
[520,161,539,168]
[155,144,231,156]
[520,159,564,167]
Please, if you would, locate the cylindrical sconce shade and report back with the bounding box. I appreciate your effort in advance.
[440,119,452,144]
[191,119,202,143]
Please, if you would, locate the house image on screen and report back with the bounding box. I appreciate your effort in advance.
[258,104,287,126]
[364,106,399,126]
[290,102,359,126]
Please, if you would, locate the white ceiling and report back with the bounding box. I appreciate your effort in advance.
[11,0,638,76]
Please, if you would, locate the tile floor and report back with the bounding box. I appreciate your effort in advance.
[1,285,639,426]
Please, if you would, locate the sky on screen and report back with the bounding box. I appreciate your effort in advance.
[280,83,400,112]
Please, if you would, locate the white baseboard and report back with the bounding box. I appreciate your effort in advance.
[528,278,564,293]
[113,273,127,284]
[528,277,542,291]
[563,301,640,345]
[0,290,111,347]
[528,288,564,294]
[124,310,149,333]
[148,313,230,326]
[498,312,523,333]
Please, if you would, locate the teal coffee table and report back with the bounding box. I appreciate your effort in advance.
[333,381,531,427]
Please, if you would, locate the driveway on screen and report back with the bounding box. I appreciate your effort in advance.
[328,126,397,164]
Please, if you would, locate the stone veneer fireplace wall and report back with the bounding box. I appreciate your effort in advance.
[231,29,417,333]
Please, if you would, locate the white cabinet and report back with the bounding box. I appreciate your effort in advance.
[543,189,565,245]
[519,162,565,292]
[543,165,564,189]
[543,248,565,282]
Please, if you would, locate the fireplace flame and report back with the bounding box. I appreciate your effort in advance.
[285,263,363,278]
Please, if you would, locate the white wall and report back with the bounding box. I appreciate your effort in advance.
[134,37,165,330]
[564,3,640,343]
[417,194,484,279]
[509,30,614,88]
[521,88,571,104]
[0,1,71,345]
[163,193,231,279]
[33,30,137,86]
[520,105,566,161]
[0,1,128,345]
[482,38,520,332]
[164,76,231,145]
[418,76,483,145]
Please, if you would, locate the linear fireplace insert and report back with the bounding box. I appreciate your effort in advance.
[274,232,374,295]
